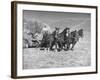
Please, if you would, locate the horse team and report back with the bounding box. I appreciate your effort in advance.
[24,27,83,52]
[40,27,83,51]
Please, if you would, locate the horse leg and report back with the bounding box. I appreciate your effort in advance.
[62,42,66,49]
[60,41,63,50]
[57,41,62,52]
[64,42,70,51]
[67,43,70,50]
[50,41,55,51]
[55,42,58,52]
[71,41,76,50]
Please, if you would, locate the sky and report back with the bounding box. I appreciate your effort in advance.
[23,10,91,32]
[23,10,90,25]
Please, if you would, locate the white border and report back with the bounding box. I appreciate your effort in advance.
[17,4,96,76]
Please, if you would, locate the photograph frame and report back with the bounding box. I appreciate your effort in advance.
[11,1,98,79]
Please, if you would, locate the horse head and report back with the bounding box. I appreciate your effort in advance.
[78,29,83,38]
[63,27,70,33]
[62,27,70,37]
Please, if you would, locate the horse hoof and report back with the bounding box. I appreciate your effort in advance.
[71,49,73,51]
[57,50,60,52]
[64,49,68,51]
[50,49,54,51]
[40,48,44,50]
[57,49,61,52]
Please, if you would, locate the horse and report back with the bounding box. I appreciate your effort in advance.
[40,29,54,50]
[40,27,62,51]
[48,27,70,51]
[40,27,61,51]
[55,27,70,51]
[65,29,83,50]
[40,32,52,49]
[49,27,61,51]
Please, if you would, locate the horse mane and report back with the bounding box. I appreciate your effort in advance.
[60,27,69,34]
[69,30,77,38]
[71,30,76,34]
[78,29,83,37]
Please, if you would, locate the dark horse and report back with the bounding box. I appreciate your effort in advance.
[40,27,60,51]
[40,32,53,50]
[55,27,70,51]
[65,29,83,50]
[49,27,70,51]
